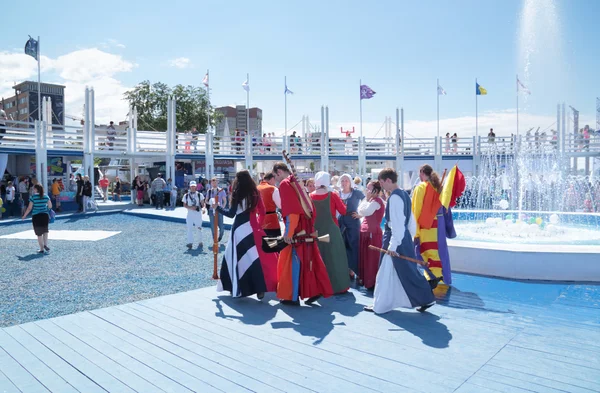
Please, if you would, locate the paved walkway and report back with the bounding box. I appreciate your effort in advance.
[1,274,598,393]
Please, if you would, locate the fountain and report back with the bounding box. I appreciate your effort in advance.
[447,0,600,282]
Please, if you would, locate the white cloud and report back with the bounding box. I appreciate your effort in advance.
[100,39,126,49]
[0,48,137,124]
[168,57,192,69]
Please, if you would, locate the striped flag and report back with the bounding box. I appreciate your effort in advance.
[202,72,209,88]
[440,165,466,208]
[438,85,447,95]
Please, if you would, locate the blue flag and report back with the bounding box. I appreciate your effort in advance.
[25,36,39,61]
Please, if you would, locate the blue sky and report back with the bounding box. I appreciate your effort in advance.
[1,0,598,137]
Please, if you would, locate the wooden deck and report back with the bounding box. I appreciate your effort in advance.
[1,274,599,393]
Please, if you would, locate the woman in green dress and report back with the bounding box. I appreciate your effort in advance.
[310,172,350,294]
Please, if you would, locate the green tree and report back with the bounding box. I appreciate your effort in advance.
[123,81,222,132]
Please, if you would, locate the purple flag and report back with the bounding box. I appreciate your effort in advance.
[360,84,376,100]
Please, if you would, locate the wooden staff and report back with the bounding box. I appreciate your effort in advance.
[282,150,313,219]
[264,230,330,248]
[212,208,219,280]
[368,245,429,267]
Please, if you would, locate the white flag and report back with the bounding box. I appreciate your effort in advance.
[242,79,249,92]
[438,85,446,95]
[517,78,531,94]
[202,73,209,87]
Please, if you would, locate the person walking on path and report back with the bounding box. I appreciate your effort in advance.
[22,184,53,254]
[182,181,205,249]
[216,170,267,299]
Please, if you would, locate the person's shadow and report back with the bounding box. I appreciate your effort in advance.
[16,253,45,262]
[184,247,206,256]
[435,285,515,315]
[379,310,453,349]
[213,293,278,326]
[273,292,364,345]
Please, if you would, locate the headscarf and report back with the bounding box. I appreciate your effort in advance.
[338,173,354,190]
[314,171,330,189]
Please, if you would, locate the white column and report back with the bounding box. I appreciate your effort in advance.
[320,106,325,171]
[206,132,214,180]
[89,89,96,197]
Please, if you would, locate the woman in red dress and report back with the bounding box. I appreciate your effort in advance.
[357,180,385,289]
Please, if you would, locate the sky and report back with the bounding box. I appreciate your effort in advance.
[1,0,598,139]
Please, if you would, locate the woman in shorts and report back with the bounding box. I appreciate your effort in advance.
[22,184,52,254]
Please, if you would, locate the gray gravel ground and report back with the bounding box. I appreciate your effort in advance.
[0,213,224,327]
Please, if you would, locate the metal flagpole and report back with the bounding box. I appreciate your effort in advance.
[437,78,440,139]
[37,36,41,121]
[475,78,478,139]
[359,79,363,139]
[206,69,211,133]
[516,74,519,136]
[246,73,250,136]
[284,76,287,137]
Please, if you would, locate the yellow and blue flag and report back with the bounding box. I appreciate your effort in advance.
[476,83,487,95]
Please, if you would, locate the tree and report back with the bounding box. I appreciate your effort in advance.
[123,81,222,133]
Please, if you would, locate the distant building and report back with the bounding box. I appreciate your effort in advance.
[1,81,66,125]
[215,105,262,136]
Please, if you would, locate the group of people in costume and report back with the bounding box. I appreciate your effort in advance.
[216,160,465,315]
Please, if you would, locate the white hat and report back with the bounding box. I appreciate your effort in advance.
[314,171,330,189]
[189,181,197,187]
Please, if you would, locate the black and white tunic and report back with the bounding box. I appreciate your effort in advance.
[217,201,266,297]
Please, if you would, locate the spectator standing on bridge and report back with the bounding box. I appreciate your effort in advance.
[106,121,116,150]
[0,108,7,142]
[191,127,199,151]
[451,133,458,153]
[488,128,495,144]
[445,133,450,153]
[151,173,167,210]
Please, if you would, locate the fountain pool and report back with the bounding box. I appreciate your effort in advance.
[449,211,600,282]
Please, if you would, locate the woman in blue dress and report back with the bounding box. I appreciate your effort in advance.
[338,174,365,281]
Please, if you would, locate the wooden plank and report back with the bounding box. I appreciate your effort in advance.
[138,297,447,393]
[474,369,573,393]
[0,369,22,393]
[34,319,164,393]
[123,303,342,393]
[149,291,477,389]
[4,326,106,393]
[0,346,49,393]
[101,306,311,393]
[19,321,137,393]
[488,346,600,387]
[0,329,78,393]
[88,308,255,393]
[482,363,599,393]
[50,316,194,393]
[131,302,387,393]
[462,375,536,393]
[453,381,507,393]
[70,313,224,393]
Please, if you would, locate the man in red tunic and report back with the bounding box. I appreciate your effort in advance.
[272,162,333,305]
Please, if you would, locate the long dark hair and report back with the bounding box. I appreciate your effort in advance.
[33,184,45,197]
[420,164,442,193]
[231,170,259,211]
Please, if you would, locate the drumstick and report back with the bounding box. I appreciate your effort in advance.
[368,245,429,267]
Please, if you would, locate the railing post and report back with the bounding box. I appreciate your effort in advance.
[206,132,214,180]
[245,133,253,174]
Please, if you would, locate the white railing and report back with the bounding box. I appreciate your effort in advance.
[175,132,206,154]
[403,138,435,156]
[364,137,396,156]
[212,135,247,156]
[136,130,167,153]
[478,135,515,154]
[0,120,36,150]
[328,138,358,155]
[564,133,600,154]
[46,124,84,150]
[94,128,127,153]
[251,136,285,155]
[441,137,473,155]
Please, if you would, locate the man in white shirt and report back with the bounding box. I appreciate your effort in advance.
[182,181,205,249]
